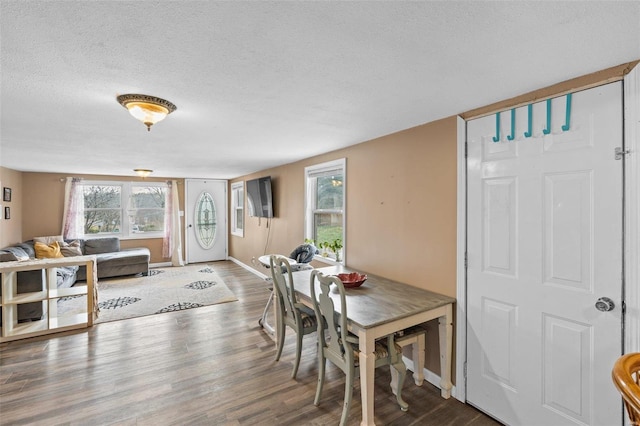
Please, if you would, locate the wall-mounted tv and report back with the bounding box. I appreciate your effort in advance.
[246,176,274,218]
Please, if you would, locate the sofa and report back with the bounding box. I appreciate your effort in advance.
[0,237,150,323]
[74,237,150,280]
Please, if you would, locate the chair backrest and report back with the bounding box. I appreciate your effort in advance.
[612,352,640,425]
[270,255,301,326]
[310,270,355,367]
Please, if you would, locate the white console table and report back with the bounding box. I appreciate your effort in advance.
[0,255,97,342]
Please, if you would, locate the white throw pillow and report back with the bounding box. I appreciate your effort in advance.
[33,235,64,245]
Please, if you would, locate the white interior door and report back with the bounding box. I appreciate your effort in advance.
[185,179,227,263]
[466,83,623,425]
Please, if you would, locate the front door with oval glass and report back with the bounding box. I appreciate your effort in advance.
[185,179,227,263]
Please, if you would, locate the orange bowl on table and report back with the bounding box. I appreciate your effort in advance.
[336,272,367,288]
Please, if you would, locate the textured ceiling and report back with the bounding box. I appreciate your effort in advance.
[1,1,639,179]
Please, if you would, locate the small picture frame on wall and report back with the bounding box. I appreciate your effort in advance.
[4,206,9,220]
[3,187,11,202]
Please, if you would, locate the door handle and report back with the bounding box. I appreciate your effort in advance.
[595,297,615,312]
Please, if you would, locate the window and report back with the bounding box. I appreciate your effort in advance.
[231,181,244,237]
[304,158,345,262]
[82,181,167,238]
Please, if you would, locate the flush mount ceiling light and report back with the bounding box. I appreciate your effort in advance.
[117,94,177,131]
[134,169,153,178]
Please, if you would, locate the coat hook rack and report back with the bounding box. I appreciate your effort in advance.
[524,104,533,138]
[543,99,552,135]
[492,112,501,142]
[507,108,516,141]
[562,93,572,131]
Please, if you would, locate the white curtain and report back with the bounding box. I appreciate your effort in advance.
[61,177,84,239]
[163,180,184,266]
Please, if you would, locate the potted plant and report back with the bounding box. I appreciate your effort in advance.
[330,239,343,262]
[318,241,330,257]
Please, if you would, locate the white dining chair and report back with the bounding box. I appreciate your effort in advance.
[310,270,408,426]
[270,254,318,379]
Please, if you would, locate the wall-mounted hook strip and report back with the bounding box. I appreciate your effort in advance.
[507,108,516,141]
[561,93,572,132]
[543,99,552,135]
[492,112,501,142]
[524,104,532,138]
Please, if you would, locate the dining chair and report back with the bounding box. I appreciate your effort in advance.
[612,352,640,425]
[269,254,318,379]
[394,325,426,386]
[310,270,408,426]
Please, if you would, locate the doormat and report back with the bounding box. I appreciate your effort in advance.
[57,264,238,323]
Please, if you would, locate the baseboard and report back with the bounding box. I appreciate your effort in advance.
[151,262,172,268]
[228,256,270,280]
[402,355,459,400]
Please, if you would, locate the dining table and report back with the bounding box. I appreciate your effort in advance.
[291,264,455,426]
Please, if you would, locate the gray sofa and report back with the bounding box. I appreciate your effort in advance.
[74,237,150,280]
[0,237,150,323]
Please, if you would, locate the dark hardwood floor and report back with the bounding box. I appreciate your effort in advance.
[0,261,502,425]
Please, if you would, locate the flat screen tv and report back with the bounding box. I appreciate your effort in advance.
[246,176,274,218]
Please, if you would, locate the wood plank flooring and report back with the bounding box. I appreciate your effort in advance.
[0,261,502,425]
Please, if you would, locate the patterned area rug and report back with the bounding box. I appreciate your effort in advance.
[58,264,238,323]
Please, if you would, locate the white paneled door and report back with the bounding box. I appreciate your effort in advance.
[466,83,623,425]
[185,179,227,264]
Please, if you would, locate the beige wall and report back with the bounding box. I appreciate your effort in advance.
[19,172,185,264]
[231,117,458,298]
[0,166,23,247]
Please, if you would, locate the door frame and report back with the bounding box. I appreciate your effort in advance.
[455,64,640,403]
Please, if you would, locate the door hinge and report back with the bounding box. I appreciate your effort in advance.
[615,147,630,160]
[464,361,468,378]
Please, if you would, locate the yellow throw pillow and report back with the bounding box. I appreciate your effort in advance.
[34,241,64,259]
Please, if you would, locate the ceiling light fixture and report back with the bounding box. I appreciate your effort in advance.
[134,168,153,178]
[117,94,177,131]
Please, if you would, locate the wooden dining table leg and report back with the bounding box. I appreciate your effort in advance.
[359,331,377,426]
[438,303,453,399]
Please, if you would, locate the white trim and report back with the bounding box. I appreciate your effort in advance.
[400,355,459,400]
[303,158,346,263]
[80,180,168,239]
[455,115,467,403]
[150,262,172,268]
[624,64,640,353]
[228,256,270,280]
[230,181,244,237]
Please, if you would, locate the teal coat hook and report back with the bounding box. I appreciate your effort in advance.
[543,99,552,135]
[492,112,501,142]
[507,109,516,141]
[562,93,572,131]
[524,104,532,138]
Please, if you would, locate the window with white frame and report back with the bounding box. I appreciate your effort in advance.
[304,158,345,262]
[81,181,167,238]
[231,181,244,237]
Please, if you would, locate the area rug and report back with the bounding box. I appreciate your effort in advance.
[57,264,238,324]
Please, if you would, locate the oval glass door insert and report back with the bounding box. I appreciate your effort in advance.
[195,191,216,249]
